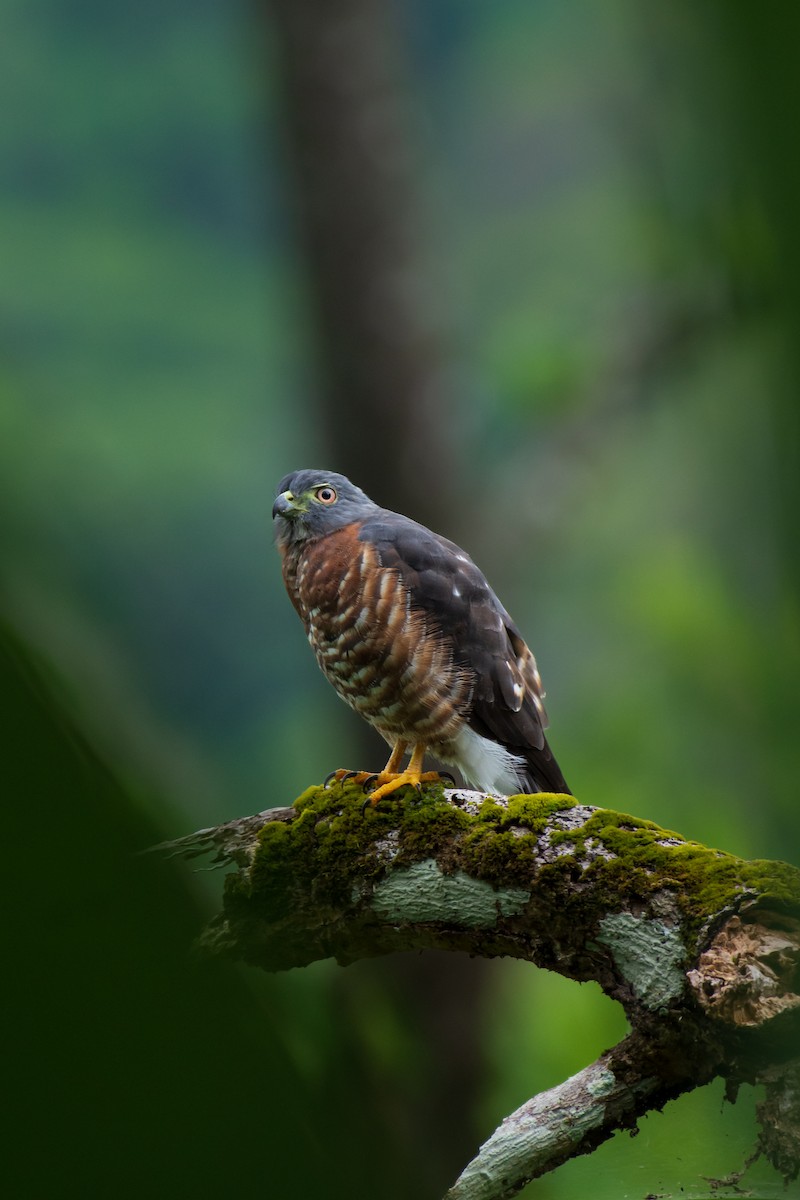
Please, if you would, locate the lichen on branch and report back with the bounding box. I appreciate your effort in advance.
[160,780,800,1198]
[204,782,797,1006]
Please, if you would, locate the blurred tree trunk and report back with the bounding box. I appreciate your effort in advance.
[259,1,485,1191]
[265,0,456,530]
[714,1,800,596]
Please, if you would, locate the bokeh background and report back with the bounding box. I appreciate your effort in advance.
[3,1,799,1197]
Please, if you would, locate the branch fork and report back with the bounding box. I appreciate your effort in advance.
[156,782,800,1197]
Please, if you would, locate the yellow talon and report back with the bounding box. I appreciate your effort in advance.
[328,742,445,805]
[364,742,442,805]
[324,768,376,788]
[366,769,443,805]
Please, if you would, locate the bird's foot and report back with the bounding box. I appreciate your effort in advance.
[363,770,447,806]
[324,769,375,789]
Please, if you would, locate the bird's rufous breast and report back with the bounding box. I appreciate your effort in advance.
[284,523,471,744]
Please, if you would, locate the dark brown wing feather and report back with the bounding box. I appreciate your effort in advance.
[359,512,570,794]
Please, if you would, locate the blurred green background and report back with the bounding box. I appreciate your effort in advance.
[3,1,799,1197]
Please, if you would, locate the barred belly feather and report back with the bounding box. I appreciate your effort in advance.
[283,526,472,748]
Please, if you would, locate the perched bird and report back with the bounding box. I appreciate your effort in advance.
[273,469,570,802]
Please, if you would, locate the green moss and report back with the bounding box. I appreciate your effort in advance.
[393,793,485,881]
[245,782,393,918]
[235,784,800,947]
[460,825,542,889]
[457,792,579,887]
[542,807,800,941]
[479,791,577,829]
[234,780,472,922]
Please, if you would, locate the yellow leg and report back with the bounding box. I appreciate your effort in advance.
[366,742,443,805]
[324,741,408,789]
[382,740,408,775]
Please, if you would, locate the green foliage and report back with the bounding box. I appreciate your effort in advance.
[2,0,799,1195]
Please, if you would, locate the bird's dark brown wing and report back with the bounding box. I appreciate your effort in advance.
[357,511,553,762]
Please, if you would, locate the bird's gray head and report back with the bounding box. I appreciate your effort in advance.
[272,469,374,545]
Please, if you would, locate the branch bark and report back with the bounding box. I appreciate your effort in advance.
[157,782,800,1197]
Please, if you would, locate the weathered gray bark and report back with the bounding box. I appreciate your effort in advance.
[157,782,800,1198]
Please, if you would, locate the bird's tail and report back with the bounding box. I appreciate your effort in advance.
[520,738,571,795]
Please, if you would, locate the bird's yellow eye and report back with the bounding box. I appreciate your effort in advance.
[316,486,337,505]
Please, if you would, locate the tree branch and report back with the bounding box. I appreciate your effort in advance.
[446,1035,663,1200]
[158,781,800,1197]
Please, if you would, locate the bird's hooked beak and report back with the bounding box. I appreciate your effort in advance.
[272,490,296,519]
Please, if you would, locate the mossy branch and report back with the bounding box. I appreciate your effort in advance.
[158,782,800,1198]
